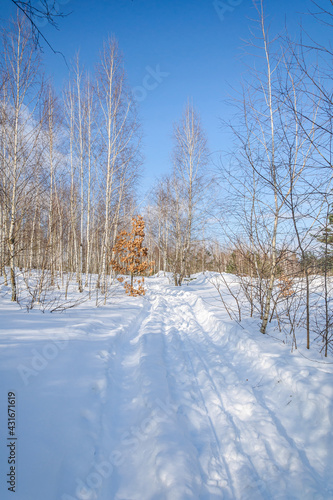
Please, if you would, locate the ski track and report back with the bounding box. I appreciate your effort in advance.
[77,282,331,500]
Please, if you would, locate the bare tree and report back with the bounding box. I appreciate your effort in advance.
[0,15,43,301]
[9,0,70,56]
[95,37,141,294]
[172,101,209,285]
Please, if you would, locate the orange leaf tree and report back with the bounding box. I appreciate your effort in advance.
[110,215,154,296]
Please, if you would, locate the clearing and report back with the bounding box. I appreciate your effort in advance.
[0,273,332,500]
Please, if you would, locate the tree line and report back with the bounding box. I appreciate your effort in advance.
[143,1,333,354]
[1,3,333,354]
[0,15,141,304]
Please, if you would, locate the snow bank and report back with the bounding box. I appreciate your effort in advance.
[0,273,332,499]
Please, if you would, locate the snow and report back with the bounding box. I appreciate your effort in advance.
[0,273,332,499]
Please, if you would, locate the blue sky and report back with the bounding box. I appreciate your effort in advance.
[1,0,317,196]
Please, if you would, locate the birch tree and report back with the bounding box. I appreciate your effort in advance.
[0,14,43,301]
[96,37,140,293]
[234,1,296,334]
[172,102,209,284]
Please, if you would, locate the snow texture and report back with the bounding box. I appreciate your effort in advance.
[0,273,332,499]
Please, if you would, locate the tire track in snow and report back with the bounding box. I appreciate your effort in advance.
[158,287,328,500]
[74,282,329,500]
[74,303,153,500]
[163,328,235,499]
[142,291,235,499]
[186,292,331,498]
[159,290,267,499]
[146,286,233,497]
[145,285,271,498]
[87,294,204,500]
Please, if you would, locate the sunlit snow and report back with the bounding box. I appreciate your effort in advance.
[0,273,332,500]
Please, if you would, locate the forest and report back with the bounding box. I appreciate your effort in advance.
[1,3,333,499]
[1,1,333,355]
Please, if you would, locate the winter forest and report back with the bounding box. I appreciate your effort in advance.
[1,1,333,499]
[1,2,333,354]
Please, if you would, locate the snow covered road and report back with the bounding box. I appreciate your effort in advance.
[0,274,332,499]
